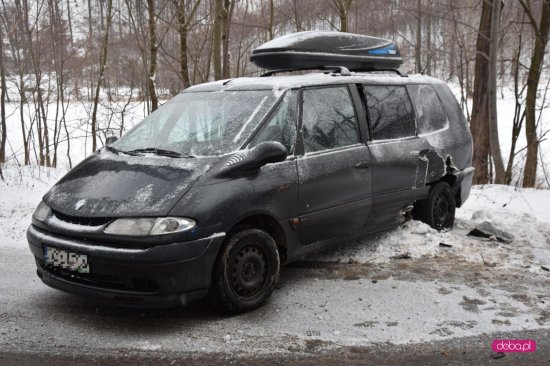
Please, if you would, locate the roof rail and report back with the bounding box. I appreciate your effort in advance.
[261,66,351,77]
[353,68,408,77]
[260,66,407,78]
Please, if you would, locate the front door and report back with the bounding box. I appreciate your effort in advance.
[296,85,373,245]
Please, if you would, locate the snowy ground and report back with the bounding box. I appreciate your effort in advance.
[0,167,549,360]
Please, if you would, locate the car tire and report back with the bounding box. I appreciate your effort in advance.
[212,228,280,314]
[413,181,456,231]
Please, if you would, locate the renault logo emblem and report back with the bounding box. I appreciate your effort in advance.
[75,199,86,211]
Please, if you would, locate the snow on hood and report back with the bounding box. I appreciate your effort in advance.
[43,151,218,218]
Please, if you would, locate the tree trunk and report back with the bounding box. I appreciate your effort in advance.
[66,0,73,47]
[469,0,492,184]
[415,0,422,73]
[213,0,223,80]
[521,0,550,187]
[221,0,234,79]
[505,23,526,185]
[91,0,113,152]
[487,0,505,184]
[268,0,274,39]
[147,0,159,111]
[174,0,199,89]
[333,0,352,32]
[426,0,432,75]
[0,18,6,164]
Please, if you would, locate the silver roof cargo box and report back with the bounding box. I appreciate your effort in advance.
[250,31,403,72]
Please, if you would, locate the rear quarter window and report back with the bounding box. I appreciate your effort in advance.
[407,84,449,135]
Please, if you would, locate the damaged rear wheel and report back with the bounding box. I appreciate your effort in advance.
[212,229,280,314]
[413,181,456,231]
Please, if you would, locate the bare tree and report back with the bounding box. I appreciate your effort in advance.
[487,0,505,184]
[91,0,114,152]
[173,0,202,88]
[331,0,353,32]
[519,0,550,187]
[0,15,6,164]
[213,0,223,80]
[415,0,422,73]
[147,0,159,111]
[470,0,492,184]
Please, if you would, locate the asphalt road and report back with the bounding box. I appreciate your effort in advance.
[1,245,549,365]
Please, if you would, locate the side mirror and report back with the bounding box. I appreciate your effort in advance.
[251,141,288,166]
[217,141,288,177]
[105,136,118,145]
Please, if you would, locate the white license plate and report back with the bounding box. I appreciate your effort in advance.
[44,246,90,274]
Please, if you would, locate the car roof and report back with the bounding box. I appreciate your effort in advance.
[183,72,445,93]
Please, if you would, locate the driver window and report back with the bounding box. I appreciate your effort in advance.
[249,90,298,154]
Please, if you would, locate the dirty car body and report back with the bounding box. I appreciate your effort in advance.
[27,71,474,311]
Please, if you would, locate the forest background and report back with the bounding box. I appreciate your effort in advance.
[0,0,549,188]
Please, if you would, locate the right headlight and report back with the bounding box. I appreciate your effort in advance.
[33,201,51,222]
[104,217,196,236]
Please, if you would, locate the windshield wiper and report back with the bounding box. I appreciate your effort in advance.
[104,145,142,156]
[127,148,193,158]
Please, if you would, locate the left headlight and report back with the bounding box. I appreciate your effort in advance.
[104,217,196,236]
[33,201,51,222]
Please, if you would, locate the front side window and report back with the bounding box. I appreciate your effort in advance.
[249,90,298,154]
[364,85,416,140]
[114,90,278,156]
[301,86,360,153]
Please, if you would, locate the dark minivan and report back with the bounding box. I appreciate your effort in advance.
[28,32,474,313]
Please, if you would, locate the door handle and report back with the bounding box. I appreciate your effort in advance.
[355,161,369,169]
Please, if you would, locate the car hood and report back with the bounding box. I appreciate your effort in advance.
[44,150,219,218]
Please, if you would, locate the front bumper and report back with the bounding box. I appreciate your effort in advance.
[27,225,225,307]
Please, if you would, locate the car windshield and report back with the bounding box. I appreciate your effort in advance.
[113,90,279,156]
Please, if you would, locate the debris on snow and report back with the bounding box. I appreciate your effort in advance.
[480,254,497,268]
[467,221,514,244]
[490,352,506,360]
[439,242,452,248]
[390,251,412,259]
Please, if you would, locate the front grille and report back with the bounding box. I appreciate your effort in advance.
[52,210,113,226]
[37,259,158,293]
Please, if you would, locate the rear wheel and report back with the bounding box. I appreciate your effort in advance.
[212,229,280,314]
[413,181,456,231]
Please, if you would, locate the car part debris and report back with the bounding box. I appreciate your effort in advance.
[467,221,514,243]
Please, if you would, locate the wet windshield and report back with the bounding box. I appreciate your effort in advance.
[113,90,279,156]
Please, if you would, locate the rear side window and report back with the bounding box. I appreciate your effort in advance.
[301,86,360,153]
[407,84,448,134]
[363,85,415,140]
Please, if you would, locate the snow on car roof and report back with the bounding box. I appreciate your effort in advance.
[183,73,443,93]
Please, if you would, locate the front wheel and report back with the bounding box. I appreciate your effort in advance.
[212,229,280,314]
[413,181,456,231]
